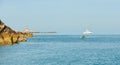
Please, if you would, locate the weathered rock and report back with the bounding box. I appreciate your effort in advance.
[0,35,4,45]
[0,20,33,45]
[11,33,19,43]
[0,20,5,32]
[24,32,33,38]
[17,32,27,42]
[1,33,12,45]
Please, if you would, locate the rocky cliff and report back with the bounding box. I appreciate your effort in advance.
[0,20,33,46]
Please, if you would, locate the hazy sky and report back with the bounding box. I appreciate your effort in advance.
[1,0,120,35]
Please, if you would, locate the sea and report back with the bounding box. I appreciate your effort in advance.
[0,35,120,65]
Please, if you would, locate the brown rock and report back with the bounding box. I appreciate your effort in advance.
[11,33,19,43]
[0,20,33,45]
[0,35,4,45]
[1,33,12,45]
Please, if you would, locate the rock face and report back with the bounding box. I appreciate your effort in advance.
[0,20,33,46]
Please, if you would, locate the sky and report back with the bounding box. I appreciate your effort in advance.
[0,0,120,35]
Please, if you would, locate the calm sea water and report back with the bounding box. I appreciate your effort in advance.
[1,35,120,65]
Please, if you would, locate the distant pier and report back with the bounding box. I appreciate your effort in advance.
[31,32,57,34]
[23,28,57,34]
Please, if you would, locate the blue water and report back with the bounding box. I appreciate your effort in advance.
[1,35,120,65]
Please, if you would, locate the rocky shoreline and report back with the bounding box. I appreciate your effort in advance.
[0,20,33,46]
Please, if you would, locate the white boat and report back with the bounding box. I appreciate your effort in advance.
[80,29,93,39]
[83,29,93,35]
